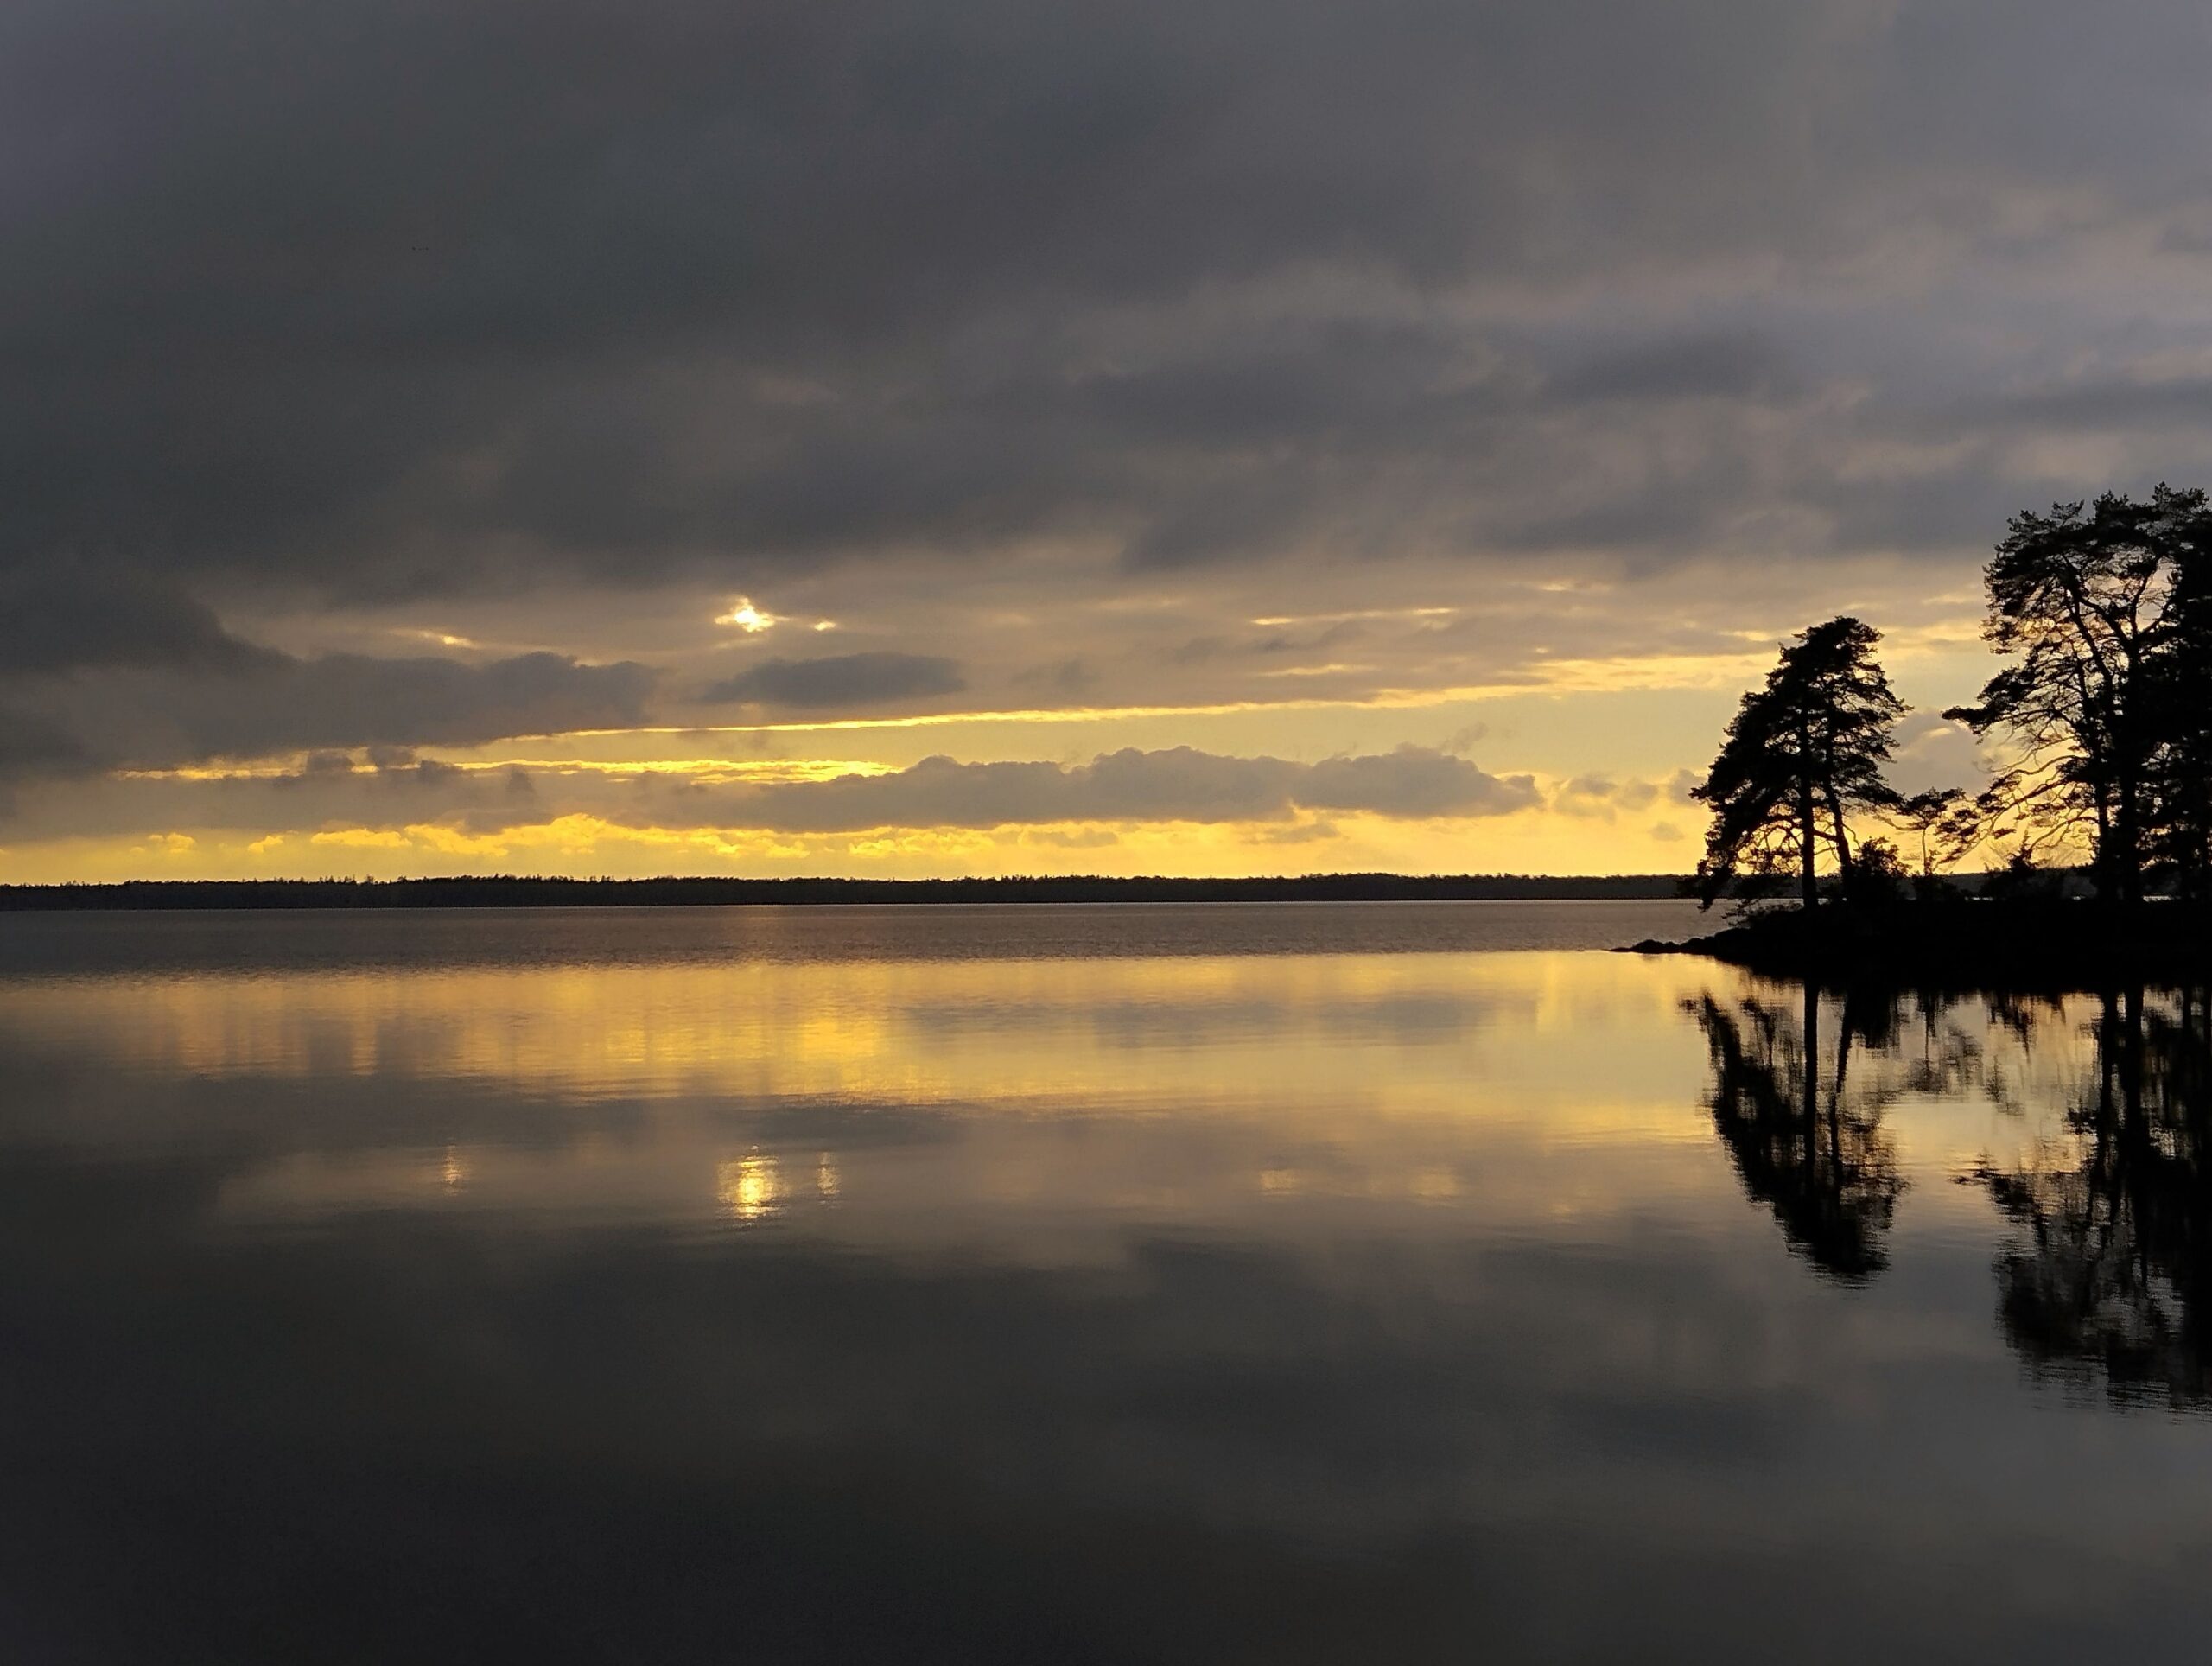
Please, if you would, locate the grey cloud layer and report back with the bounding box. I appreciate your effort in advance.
[699,652,967,709]
[737,746,1538,832]
[2,642,653,788]
[7,0,2212,845]
[0,565,274,677]
[7,0,2212,616]
[10,746,1540,841]
[0,566,653,789]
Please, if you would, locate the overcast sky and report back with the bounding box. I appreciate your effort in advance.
[6,0,2211,879]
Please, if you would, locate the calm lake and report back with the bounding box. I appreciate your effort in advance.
[2,901,2207,1663]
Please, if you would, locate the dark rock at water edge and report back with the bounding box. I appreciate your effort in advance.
[1628,899,2212,992]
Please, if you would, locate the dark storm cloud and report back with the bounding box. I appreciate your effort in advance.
[0,564,275,677]
[698,652,967,710]
[149,652,658,760]
[0,542,650,787]
[6,0,2211,626]
[0,710,96,807]
[0,648,655,791]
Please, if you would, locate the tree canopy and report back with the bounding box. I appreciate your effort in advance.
[1947,485,2212,903]
[1693,615,1904,909]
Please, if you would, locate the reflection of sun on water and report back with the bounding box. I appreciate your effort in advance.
[717,1154,784,1223]
[440,1147,469,1191]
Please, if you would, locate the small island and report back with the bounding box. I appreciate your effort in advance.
[1633,486,2212,992]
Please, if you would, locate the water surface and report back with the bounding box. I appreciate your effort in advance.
[2,902,2206,1663]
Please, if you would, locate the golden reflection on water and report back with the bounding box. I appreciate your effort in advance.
[717,1153,783,1224]
[0,951,1696,1111]
[0,948,2100,1250]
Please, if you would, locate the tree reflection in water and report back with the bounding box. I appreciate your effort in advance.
[1692,976,2212,1408]
[1971,987,2212,1409]
[1687,983,1910,1283]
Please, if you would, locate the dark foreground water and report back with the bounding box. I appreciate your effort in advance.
[2,902,2208,1663]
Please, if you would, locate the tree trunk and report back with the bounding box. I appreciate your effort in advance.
[2113,771,2143,907]
[1823,785,1853,903]
[2091,780,2117,906]
[1796,728,1819,912]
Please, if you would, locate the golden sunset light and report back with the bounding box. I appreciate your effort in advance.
[7,3,2212,1655]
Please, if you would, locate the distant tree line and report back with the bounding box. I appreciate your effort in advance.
[0,873,1702,911]
[1694,484,2212,909]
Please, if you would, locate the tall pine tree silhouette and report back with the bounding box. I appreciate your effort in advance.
[1694,616,1904,910]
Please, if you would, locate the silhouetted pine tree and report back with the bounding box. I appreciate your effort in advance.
[1693,616,1904,910]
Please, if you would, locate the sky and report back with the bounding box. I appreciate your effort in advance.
[6,0,2212,881]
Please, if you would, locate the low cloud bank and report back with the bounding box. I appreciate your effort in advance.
[4,744,1541,843]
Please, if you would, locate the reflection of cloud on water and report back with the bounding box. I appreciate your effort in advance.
[895,986,1524,1053]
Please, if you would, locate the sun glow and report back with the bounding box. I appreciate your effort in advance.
[716,597,780,633]
[718,1154,784,1224]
